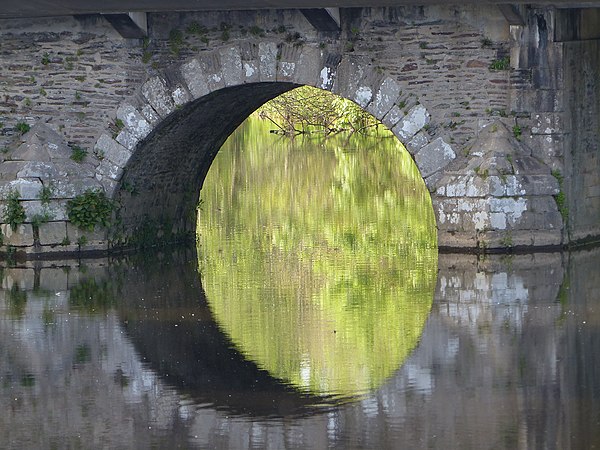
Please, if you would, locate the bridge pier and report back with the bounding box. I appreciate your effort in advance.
[0,5,598,257]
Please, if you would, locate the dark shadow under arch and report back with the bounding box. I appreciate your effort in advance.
[115,82,298,244]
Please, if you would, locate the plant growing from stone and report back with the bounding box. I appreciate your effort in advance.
[551,170,569,222]
[38,183,53,204]
[111,118,124,138]
[67,190,114,231]
[70,145,88,163]
[512,124,522,140]
[3,190,26,231]
[15,122,30,135]
[489,56,510,70]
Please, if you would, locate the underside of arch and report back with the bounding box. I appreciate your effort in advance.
[112,82,298,246]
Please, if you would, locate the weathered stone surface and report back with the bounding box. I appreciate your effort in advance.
[10,124,72,162]
[219,47,243,86]
[23,200,68,221]
[38,221,67,245]
[294,46,323,86]
[95,134,132,168]
[52,178,103,198]
[116,104,151,140]
[393,105,430,142]
[181,58,210,99]
[415,137,455,178]
[1,223,34,246]
[368,77,400,119]
[16,161,59,179]
[66,223,109,251]
[258,42,277,82]
[96,159,123,181]
[406,131,429,154]
[0,178,43,199]
[171,85,190,106]
[141,76,175,117]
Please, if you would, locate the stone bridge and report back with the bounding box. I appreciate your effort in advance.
[0,5,599,256]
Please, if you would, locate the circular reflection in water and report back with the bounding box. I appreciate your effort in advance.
[197,116,438,401]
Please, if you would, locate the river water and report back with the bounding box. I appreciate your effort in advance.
[1,119,599,449]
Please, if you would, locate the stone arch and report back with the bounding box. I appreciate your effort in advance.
[93,41,453,247]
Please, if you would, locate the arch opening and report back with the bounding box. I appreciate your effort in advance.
[193,86,438,398]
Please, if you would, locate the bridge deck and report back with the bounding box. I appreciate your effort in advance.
[2,0,600,19]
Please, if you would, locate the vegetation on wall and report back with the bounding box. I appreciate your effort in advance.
[67,190,113,231]
[3,190,26,231]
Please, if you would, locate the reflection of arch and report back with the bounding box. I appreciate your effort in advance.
[93,42,453,245]
[117,254,342,418]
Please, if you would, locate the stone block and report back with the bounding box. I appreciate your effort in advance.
[393,105,430,142]
[219,47,243,86]
[53,178,103,198]
[514,211,538,230]
[465,176,490,197]
[38,221,67,246]
[437,231,477,249]
[95,134,132,168]
[528,196,559,213]
[242,61,260,83]
[1,223,34,247]
[512,155,549,175]
[115,129,139,151]
[197,53,225,92]
[406,131,429,154]
[442,176,467,197]
[490,212,507,230]
[277,61,296,82]
[489,176,506,196]
[96,159,123,181]
[519,174,560,196]
[258,42,278,82]
[528,112,564,135]
[503,176,527,196]
[23,200,68,221]
[171,85,190,107]
[353,85,373,108]
[368,77,401,119]
[0,162,25,181]
[531,230,563,247]
[382,105,404,129]
[140,104,161,126]
[414,137,455,178]
[66,223,108,250]
[141,76,175,117]
[294,46,323,86]
[116,104,151,141]
[332,58,364,99]
[16,161,59,180]
[538,211,563,230]
[181,58,210,99]
[0,179,43,200]
[424,171,444,192]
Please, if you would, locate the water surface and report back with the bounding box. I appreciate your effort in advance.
[0,118,599,449]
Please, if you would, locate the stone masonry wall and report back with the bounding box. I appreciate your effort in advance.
[563,39,600,244]
[0,6,578,256]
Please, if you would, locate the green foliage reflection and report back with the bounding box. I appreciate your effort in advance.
[197,116,437,398]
